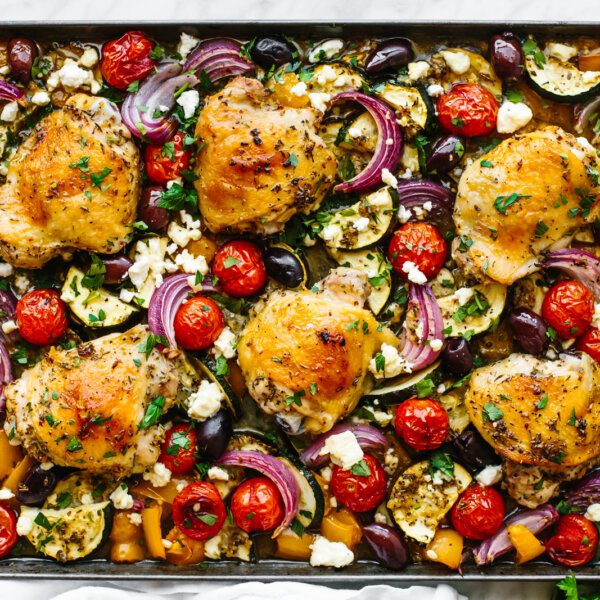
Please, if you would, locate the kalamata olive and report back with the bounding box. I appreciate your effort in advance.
[364,38,414,74]
[451,426,499,472]
[138,186,169,232]
[363,523,409,569]
[507,306,549,355]
[489,32,524,83]
[263,246,305,288]
[101,254,133,285]
[442,337,473,376]
[7,37,37,84]
[426,133,466,173]
[195,409,232,461]
[16,464,70,505]
[250,35,296,70]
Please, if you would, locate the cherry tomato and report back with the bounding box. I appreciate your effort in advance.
[145,132,191,186]
[577,327,600,363]
[330,454,387,512]
[546,514,599,567]
[387,222,447,281]
[173,296,224,351]
[172,481,226,541]
[0,503,17,559]
[101,31,156,90]
[158,424,197,476]
[450,484,505,540]
[16,289,68,346]
[542,280,594,338]
[437,83,498,137]
[394,399,449,451]
[212,241,267,297]
[230,477,285,533]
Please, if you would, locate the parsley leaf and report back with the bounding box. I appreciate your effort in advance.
[429,452,455,480]
[139,396,166,429]
[351,459,371,477]
[482,401,504,422]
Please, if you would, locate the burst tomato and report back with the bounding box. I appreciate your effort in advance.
[388,222,447,281]
[577,327,600,362]
[158,424,197,475]
[546,514,598,567]
[172,482,226,541]
[230,477,285,533]
[330,454,387,512]
[394,399,449,451]
[437,83,498,137]
[542,280,594,338]
[16,289,68,346]
[0,503,17,559]
[212,241,267,297]
[101,31,156,89]
[450,484,505,540]
[145,132,191,185]
[173,296,224,350]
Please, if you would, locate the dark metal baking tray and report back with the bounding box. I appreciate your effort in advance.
[0,20,598,582]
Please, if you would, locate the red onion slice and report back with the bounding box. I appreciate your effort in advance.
[148,273,217,350]
[542,248,600,300]
[216,450,300,537]
[566,468,600,509]
[330,91,403,193]
[0,342,12,412]
[0,288,18,345]
[575,96,600,134]
[300,424,389,469]
[183,38,254,82]
[0,81,23,101]
[472,504,559,565]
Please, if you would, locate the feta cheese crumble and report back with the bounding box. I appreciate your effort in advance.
[127,512,143,525]
[187,380,225,421]
[381,168,398,189]
[310,535,354,568]
[0,262,13,277]
[353,217,370,232]
[1,101,18,122]
[110,485,134,510]
[16,513,34,536]
[308,92,331,113]
[369,342,413,378]
[455,287,474,306]
[178,33,200,60]
[290,81,307,97]
[407,61,430,81]
[426,83,444,98]
[0,487,14,500]
[143,462,172,488]
[585,503,600,522]
[402,261,427,285]
[208,466,230,481]
[475,464,503,487]
[176,89,200,119]
[79,46,99,68]
[546,42,578,62]
[320,430,363,471]
[211,326,237,360]
[496,102,533,134]
[31,91,51,106]
[441,50,471,75]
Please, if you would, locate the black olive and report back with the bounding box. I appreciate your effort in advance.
[364,38,414,74]
[16,464,72,506]
[507,306,549,356]
[250,35,296,70]
[442,337,473,376]
[264,246,305,288]
[196,409,233,461]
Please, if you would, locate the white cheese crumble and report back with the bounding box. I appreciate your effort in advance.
[402,261,427,284]
[16,513,34,536]
[120,288,135,303]
[0,262,13,277]
[546,42,578,62]
[310,535,354,568]
[187,380,225,421]
[31,91,51,106]
[208,466,230,481]
[0,66,9,75]
[353,217,370,232]
[176,89,200,119]
[374,512,388,524]
[372,410,393,427]
[174,249,208,275]
[127,512,143,525]
[496,102,533,134]
[308,92,331,113]
[429,339,443,352]
[315,65,337,85]
[369,342,413,379]
[143,462,172,488]
[582,71,598,84]
[475,464,503,487]
[0,487,14,500]
[128,238,171,292]
[167,213,202,248]
[162,539,173,549]
[1,101,18,122]
[40,462,54,471]
[381,168,398,189]
[585,503,600,522]
[347,127,362,138]
[320,430,364,471]
[426,83,444,98]
[54,59,94,89]
[397,205,412,224]
[204,534,222,559]
[211,326,237,360]
[441,50,471,74]
[308,39,344,63]
[320,224,337,242]
[1,319,17,335]
[79,46,98,68]
[407,61,430,81]
[14,273,30,294]
[455,287,474,306]
[178,33,200,60]
[290,81,308,97]
[110,485,134,510]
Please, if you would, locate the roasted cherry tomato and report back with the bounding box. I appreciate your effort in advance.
[387,222,447,281]
[16,289,68,346]
[145,131,191,186]
[158,424,197,475]
[546,514,599,567]
[230,477,285,533]
[172,481,226,541]
[173,296,224,350]
[0,503,17,559]
[542,280,594,338]
[330,454,387,512]
[212,241,267,297]
[394,398,449,451]
[577,327,600,363]
[437,83,498,137]
[450,484,505,540]
[101,31,155,89]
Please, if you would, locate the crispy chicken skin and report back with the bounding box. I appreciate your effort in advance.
[0,94,140,269]
[453,126,600,285]
[237,268,399,434]
[4,325,177,476]
[465,352,600,468]
[193,76,336,235]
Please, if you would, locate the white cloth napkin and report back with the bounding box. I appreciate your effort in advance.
[0,581,466,600]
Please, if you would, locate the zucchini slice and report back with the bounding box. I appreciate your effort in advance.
[524,41,600,103]
[339,111,378,154]
[318,187,394,250]
[437,283,507,338]
[387,460,471,544]
[512,273,548,316]
[365,360,444,405]
[327,247,391,314]
[377,83,433,135]
[192,354,241,417]
[438,390,470,434]
[20,501,112,562]
[61,266,138,329]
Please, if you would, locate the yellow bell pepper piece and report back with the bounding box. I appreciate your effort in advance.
[507,524,545,564]
[142,502,166,560]
[275,526,315,560]
[165,526,205,565]
[320,508,362,551]
[425,529,464,570]
[110,511,145,563]
[0,430,22,484]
